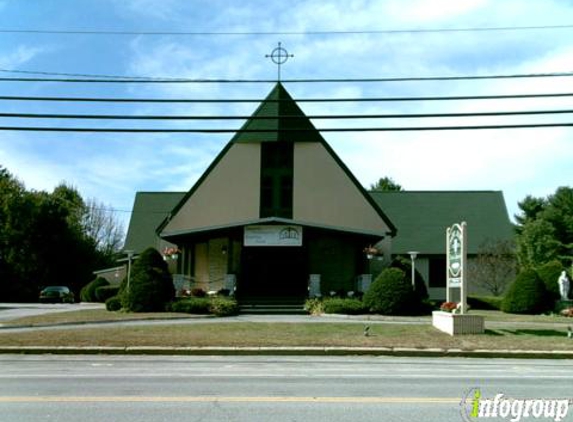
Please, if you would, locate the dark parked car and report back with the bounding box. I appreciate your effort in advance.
[39,286,75,304]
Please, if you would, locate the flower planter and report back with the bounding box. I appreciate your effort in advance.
[432,311,484,336]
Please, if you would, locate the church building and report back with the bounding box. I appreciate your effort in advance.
[122,83,513,304]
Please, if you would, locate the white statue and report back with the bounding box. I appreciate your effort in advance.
[558,271,570,301]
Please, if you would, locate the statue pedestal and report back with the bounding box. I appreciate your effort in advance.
[432,311,485,336]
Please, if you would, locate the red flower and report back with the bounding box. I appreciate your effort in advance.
[440,301,458,312]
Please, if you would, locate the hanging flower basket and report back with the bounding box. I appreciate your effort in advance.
[163,247,180,260]
[363,246,382,260]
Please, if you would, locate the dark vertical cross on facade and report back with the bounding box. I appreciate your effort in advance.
[266,42,293,81]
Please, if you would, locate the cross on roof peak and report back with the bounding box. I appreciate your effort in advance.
[265,42,293,81]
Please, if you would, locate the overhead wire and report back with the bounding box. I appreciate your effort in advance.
[1,23,573,36]
[2,71,573,83]
[2,92,573,103]
[1,109,573,120]
[1,123,572,133]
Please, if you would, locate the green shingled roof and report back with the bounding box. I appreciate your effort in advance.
[125,190,513,257]
[123,192,185,253]
[231,82,323,143]
[369,191,514,255]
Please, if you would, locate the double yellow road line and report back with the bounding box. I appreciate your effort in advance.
[0,396,458,404]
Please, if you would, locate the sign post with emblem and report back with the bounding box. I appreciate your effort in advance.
[447,221,468,314]
[433,221,483,335]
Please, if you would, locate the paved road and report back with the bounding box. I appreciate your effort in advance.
[1,355,572,422]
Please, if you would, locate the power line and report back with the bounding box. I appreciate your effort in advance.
[0,123,572,133]
[6,67,573,83]
[1,24,573,36]
[0,68,165,80]
[2,92,573,103]
[1,71,573,83]
[2,109,573,120]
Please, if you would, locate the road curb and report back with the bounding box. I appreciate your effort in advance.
[1,346,573,359]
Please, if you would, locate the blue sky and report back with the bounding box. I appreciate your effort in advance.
[1,0,573,233]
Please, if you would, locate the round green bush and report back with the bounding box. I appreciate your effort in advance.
[209,297,239,317]
[122,248,175,312]
[105,296,122,312]
[536,260,564,300]
[80,277,109,303]
[363,267,418,315]
[170,298,211,314]
[95,285,120,303]
[390,257,429,300]
[322,298,368,315]
[501,269,550,314]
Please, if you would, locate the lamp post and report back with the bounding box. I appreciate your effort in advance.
[408,251,419,290]
[124,250,135,294]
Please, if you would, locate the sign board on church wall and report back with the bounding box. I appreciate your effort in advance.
[244,225,303,247]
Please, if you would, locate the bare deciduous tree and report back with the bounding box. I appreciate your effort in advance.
[469,239,517,297]
[82,198,124,258]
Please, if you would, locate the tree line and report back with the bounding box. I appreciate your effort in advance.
[0,166,124,302]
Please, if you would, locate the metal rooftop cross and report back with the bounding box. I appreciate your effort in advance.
[266,42,293,81]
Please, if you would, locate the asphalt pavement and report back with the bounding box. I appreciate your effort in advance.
[1,354,572,422]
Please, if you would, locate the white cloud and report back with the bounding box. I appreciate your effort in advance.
[0,45,44,68]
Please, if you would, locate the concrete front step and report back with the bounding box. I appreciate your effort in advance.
[239,299,307,315]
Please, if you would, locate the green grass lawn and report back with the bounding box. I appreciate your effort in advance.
[1,320,573,351]
[470,310,573,324]
[1,308,573,351]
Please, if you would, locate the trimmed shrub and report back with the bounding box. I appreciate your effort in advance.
[501,269,550,314]
[304,298,324,315]
[468,295,503,310]
[322,298,368,315]
[170,298,211,314]
[390,257,429,300]
[363,268,419,315]
[122,248,175,312]
[95,285,120,303]
[80,277,110,303]
[209,297,239,317]
[169,297,238,316]
[105,296,122,312]
[536,260,564,300]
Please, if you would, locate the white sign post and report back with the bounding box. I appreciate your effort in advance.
[447,221,468,314]
[433,221,483,335]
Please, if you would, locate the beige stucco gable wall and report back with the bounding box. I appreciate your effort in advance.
[293,142,391,235]
[163,143,261,234]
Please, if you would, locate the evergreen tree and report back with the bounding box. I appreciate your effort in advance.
[122,248,174,312]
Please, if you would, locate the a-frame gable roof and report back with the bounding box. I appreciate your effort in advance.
[231,82,323,144]
[158,83,396,239]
